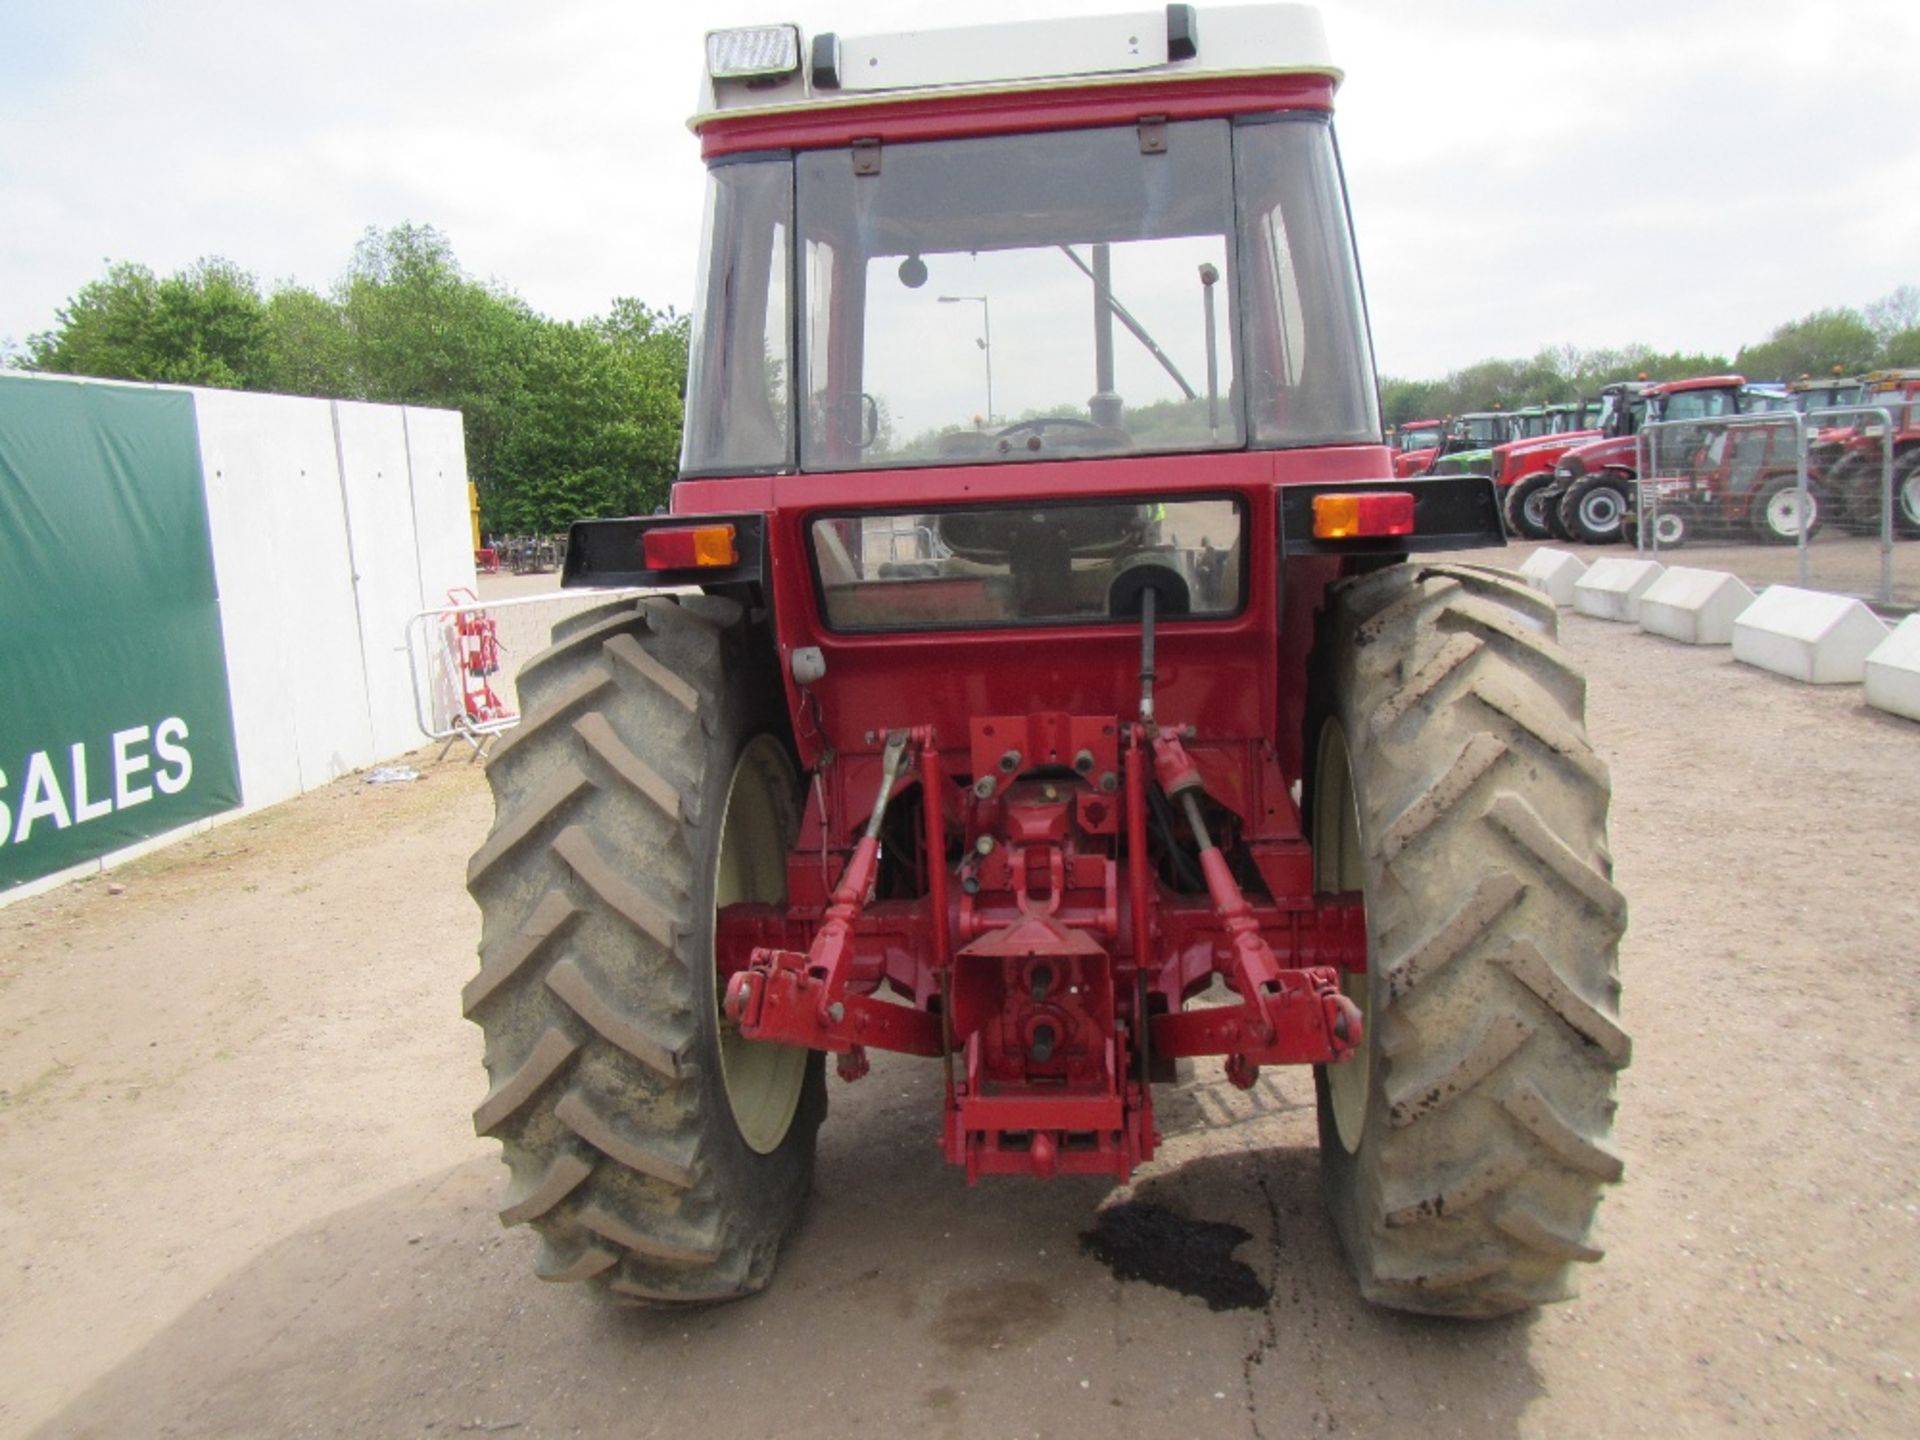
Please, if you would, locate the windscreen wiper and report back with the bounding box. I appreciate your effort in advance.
[1058,245,1198,401]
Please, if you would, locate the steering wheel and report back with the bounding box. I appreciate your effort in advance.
[996,416,1103,440]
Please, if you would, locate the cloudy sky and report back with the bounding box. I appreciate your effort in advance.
[2,1,1916,379]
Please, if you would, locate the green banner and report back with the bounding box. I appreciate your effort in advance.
[0,376,242,890]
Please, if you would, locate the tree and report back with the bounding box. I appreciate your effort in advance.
[1880,327,1920,369]
[338,223,543,505]
[25,257,270,388]
[1735,307,1879,383]
[1866,285,1920,349]
[260,284,355,398]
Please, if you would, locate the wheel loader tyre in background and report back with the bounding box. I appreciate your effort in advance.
[1308,564,1630,1318]
[464,593,826,1303]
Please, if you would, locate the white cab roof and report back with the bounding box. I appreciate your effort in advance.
[693,5,1339,132]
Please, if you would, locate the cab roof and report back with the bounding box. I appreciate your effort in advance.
[1642,373,1745,397]
[692,6,1340,133]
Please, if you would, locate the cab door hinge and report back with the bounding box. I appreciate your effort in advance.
[1138,116,1168,154]
[852,137,882,175]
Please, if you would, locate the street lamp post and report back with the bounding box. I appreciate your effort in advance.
[937,294,992,425]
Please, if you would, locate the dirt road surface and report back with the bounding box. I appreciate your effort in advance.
[3,572,1917,1439]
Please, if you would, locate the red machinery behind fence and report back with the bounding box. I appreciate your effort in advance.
[445,588,512,726]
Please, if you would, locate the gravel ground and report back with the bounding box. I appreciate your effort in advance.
[1,562,1916,1439]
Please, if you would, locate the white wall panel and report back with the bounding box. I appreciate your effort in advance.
[333,401,429,758]
[194,389,374,802]
[404,407,478,598]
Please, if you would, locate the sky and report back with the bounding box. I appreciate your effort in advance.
[2,1,1917,380]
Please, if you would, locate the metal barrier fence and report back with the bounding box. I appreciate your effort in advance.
[1634,407,1912,609]
[404,587,652,758]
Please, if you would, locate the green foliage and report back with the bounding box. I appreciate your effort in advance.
[27,257,270,389]
[1865,286,1920,347]
[20,225,689,534]
[1734,307,1879,383]
[261,285,354,399]
[1880,328,1920,369]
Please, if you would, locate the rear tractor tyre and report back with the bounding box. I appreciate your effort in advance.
[464,594,825,1304]
[1502,473,1558,541]
[1309,563,1629,1318]
[1559,476,1631,545]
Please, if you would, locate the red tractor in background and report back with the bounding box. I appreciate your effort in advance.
[1390,417,1445,477]
[1535,375,1768,544]
[464,5,1627,1321]
[1629,385,1830,547]
[1501,383,1643,539]
[1821,369,1920,536]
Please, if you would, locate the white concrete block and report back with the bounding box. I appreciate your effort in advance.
[1637,567,1757,646]
[1517,547,1588,607]
[1572,557,1666,623]
[1864,615,1920,721]
[1731,586,1891,685]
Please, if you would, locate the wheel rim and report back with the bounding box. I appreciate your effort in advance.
[1901,471,1920,525]
[1654,514,1685,546]
[1767,486,1814,537]
[1521,489,1548,531]
[714,735,807,1154]
[1579,489,1622,531]
[1312,719,1370,1154]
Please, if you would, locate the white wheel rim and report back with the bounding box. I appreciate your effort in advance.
[1313,720,1370,1154]
[1580,490,1622,530]
[1767,487,1813,536]
[1522,490,1548,530]
[1901,472,1920,524]
[1655,514,1684,546]
[714,736,808,1154]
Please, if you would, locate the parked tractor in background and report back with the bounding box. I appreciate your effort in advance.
[1629,385,1824,547]
[1503,383,1641,540]
[1420,410,1513,479]
[1787,372,1867,416]
[1550,400,1603,434]
[1541,376,1769,544]
[1822,370,1920,536]
[1390,417,1445,477]
[1507,406,1551,441]
[463,5,1628,1322]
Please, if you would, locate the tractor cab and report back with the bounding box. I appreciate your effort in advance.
[1509,406,1552,440]
[1390,417,1444,477]
[1788,374,1867,415]
[1449,410,1511,449]
[1545,402,1585,434]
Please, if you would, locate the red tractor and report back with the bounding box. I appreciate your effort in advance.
[1539,375,1761,543]
[1500,383,1639,540]
[1390,417,1445,477]
[1629,386,1828,547]
[465,5,1627,1320]
[1821,370,1920,536]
